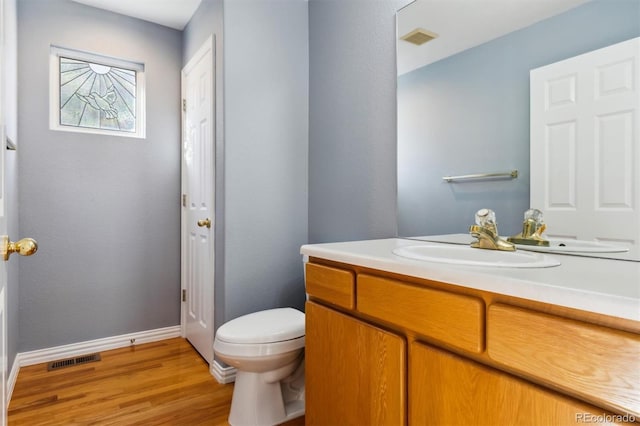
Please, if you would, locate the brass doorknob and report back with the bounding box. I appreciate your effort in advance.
[197,218,212,229]
[1,236,38,261]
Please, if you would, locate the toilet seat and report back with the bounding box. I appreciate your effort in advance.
[214,335,305,358]
[214,307,305,358]
[215,308,305,344]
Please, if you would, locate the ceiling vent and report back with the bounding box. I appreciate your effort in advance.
[400,28,439,46]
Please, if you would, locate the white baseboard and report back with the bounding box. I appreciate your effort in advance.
[211,359,236,384]
[6,325,182,403]
[16,325,181,367]
[6,356,20,405]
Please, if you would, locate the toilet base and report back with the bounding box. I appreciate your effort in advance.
[228,362,305,426]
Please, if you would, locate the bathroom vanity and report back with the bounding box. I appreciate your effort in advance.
[301,238,640,425]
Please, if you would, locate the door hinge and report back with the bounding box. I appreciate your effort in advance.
[182,194,187,207]
[182,99,186,112]
[182,289,186,302]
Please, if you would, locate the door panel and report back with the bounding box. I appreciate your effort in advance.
[182,36,214,364]
[531,37,640,250]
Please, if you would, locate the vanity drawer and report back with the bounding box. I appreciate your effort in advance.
[305,263,355,309]
[357,274,484,353]
[487,304,640,416]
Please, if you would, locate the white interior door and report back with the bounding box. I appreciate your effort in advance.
[181,36,215,364]
[531,37,640,250]
[0,0,8,420]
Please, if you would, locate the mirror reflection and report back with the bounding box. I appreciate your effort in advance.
[396,0,640,261]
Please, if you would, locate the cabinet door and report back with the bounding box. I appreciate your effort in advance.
[410,342,628,425]
[306,301,406,425]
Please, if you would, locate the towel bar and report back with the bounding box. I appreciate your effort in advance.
[443,170,518,183]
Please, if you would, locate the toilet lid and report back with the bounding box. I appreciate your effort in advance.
[216,307,305,344]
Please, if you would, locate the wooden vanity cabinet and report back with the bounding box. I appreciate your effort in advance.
[304,260,639,425]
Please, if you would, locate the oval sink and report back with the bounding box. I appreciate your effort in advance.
[516,239,629,254]
[392,244,560,268]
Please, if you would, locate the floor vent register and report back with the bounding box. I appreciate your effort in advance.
[47,353,102,371]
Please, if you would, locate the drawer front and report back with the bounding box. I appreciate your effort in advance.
[357,274,484,353]
[487,304,640,417]
[305,263,355,309]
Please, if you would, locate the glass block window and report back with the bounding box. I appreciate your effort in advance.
[50,46,145,138]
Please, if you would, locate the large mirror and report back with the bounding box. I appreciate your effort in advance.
[396,0,640,261]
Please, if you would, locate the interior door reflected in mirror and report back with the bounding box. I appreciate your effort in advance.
[396,0,640,261]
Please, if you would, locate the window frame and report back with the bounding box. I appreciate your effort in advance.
[49,46,146,139]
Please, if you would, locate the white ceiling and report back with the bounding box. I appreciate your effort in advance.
[71,0,202,30]
[398,0,591,75]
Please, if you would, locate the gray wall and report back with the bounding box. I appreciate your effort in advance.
[398,0,640,237]
[18,0,182,350]
[308,0,399,243]
[223,0,308,319]
[184,0,309,324]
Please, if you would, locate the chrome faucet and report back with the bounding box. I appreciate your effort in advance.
[507,208,550,247]
[469,208,516,251]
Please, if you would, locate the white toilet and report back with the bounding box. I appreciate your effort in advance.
[213,307,305,426]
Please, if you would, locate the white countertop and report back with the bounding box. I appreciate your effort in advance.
[301,238,640,322]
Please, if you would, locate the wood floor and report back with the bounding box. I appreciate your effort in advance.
[8,338,306,426]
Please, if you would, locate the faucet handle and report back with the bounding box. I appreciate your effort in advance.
[524,208,544,225]
[475,208,496,227]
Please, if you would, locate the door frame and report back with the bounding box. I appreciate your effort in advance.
[180,35,215,352]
